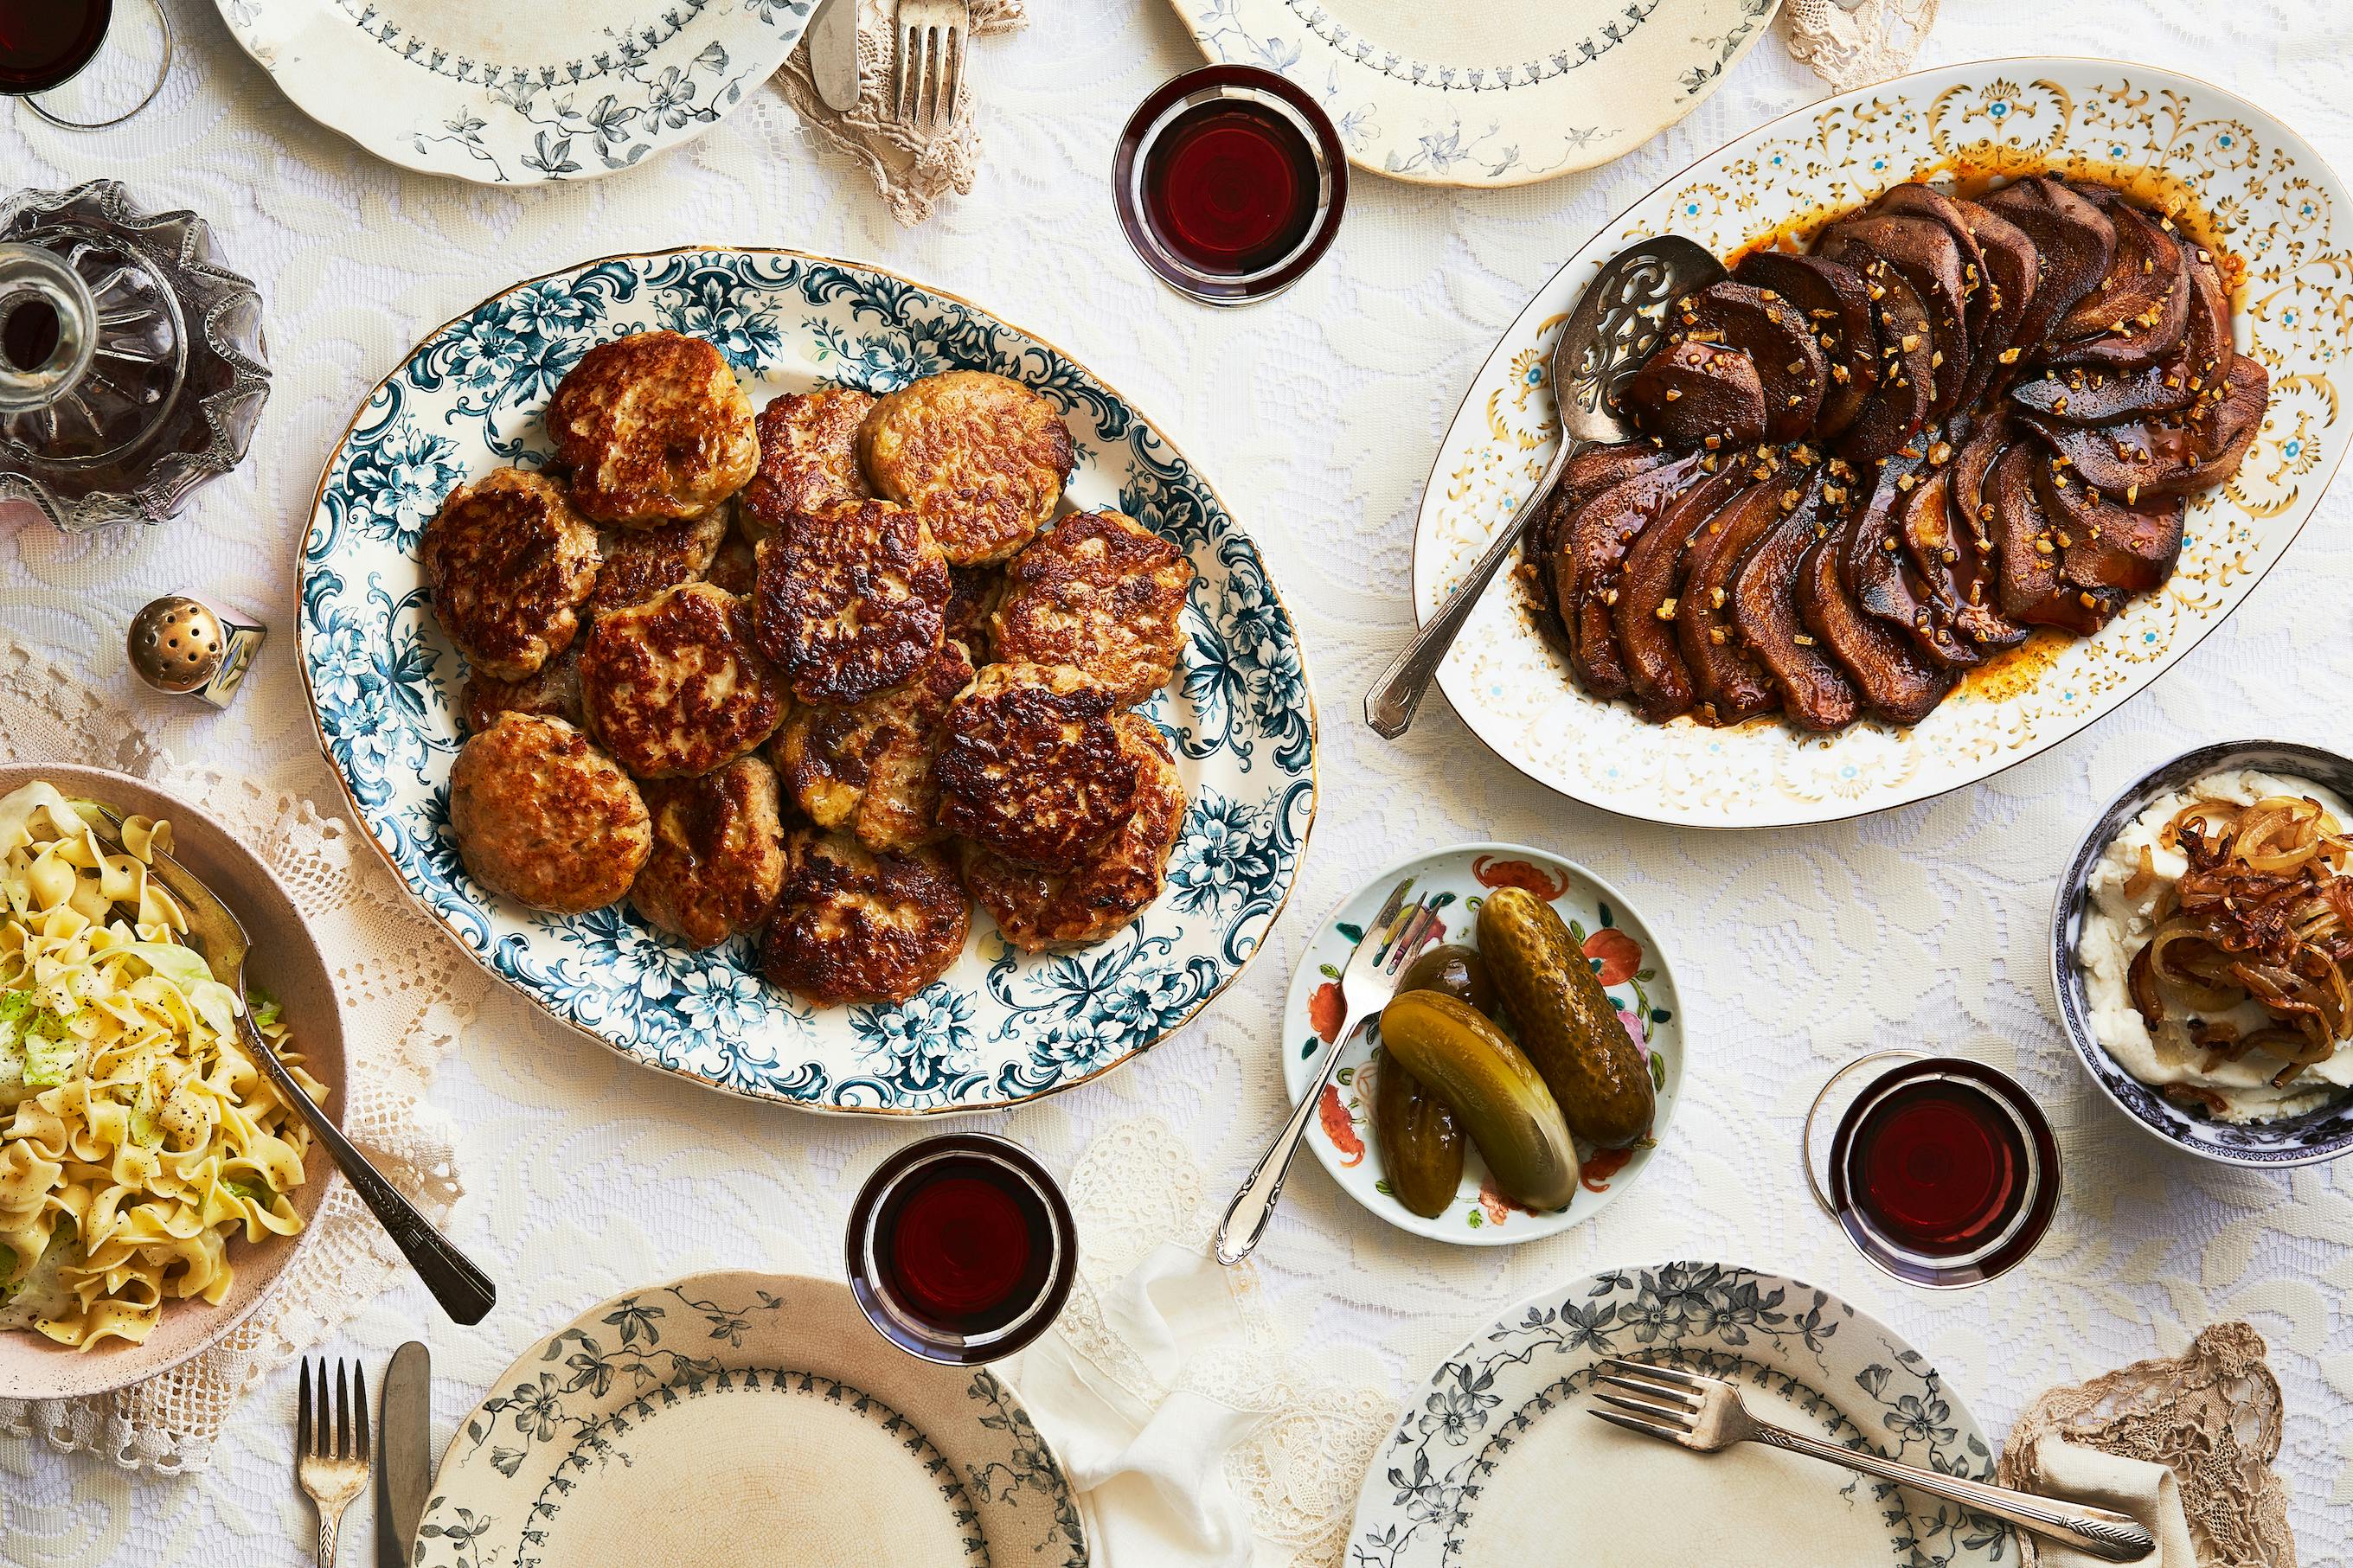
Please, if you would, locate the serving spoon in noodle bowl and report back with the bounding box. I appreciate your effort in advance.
[1363,236,1725,739]
[83,807,497,1327]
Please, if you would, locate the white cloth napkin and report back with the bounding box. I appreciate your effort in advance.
[1010,1244,1271,1567]
[2029,1437,2200,1568]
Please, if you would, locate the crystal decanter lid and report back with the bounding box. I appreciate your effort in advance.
[0,180,271,532]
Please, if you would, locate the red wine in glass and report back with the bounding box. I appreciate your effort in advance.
[1114,64,1347,305]
[0,0,113,95]
[1822,1057,2059,1289]
[846,1133,1075,1364]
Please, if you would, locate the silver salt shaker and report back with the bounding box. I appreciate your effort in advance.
[127,595,264,708]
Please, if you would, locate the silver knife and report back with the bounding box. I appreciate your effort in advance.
[808,0,862,112]
[377,1342,433,1568]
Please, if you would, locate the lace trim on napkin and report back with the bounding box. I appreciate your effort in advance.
[0,638,484,1473]
[1782,0,1939,92]
[771,0,1027,227]
[2000,1322,2297,1568]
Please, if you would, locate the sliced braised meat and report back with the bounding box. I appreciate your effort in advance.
[1816,212,1971,416]
[1834,265,1938,464]
[1669,280,1828,441]
[1951,200,2039,411]
[1848,457,1984,669]
[1676,476,1786,725]
[1986,442,2117,633]
[1734,251,1879,438]
[1526,443,1670,634]
[2176,227,2234,386]
[1611,464,1753,721]
[1981,177,2116,357]
[1625,338,1768,448]
[1869,185,1995,356]
[1900,462,2028,656]
[1555,452,1709,699]
[1797,505,1957,725]
[2019,353,2268,498]
[1945,414,2032,650]
[2010,360,2196,425]
[2044,191,2190,371]
[2036,462,2187,595]
[1733,472,1860,730]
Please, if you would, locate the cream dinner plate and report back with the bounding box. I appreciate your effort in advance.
[1278,842,1683,1246]
[1168,0,1779,188]
[1414,58,2351,827]
[215,0,813,183]
[1348,1261,2003,1567]
[417,1273,1085,1568]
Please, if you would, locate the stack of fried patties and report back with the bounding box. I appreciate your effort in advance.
[424,329,1196,1009]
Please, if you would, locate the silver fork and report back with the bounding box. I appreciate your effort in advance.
[892,0,969,131]
[1589,1358,2157,1563]
[1215,880,1442,1264]
[296,1357,372,1566]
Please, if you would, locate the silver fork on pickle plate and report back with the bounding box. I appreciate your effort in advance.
[1215,880,1440,1264]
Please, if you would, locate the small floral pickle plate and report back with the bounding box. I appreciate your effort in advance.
[1279,842,1682,1245]
[1416,58,2353,827]
[417,1272,1085,1568]
[298,248,1316,1116]
[1348,1261,2004,1566]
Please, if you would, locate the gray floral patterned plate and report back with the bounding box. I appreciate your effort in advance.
[215,0,813,184]
[1350,1261,2006,1565]
[297,248,1317,1115]
[417,1272,1084,1568]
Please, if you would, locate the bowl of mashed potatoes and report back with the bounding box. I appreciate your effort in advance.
[2054,740,2353,1166]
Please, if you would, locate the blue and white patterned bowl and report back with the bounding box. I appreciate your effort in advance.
[298,248,1318,1116]
[2050,739,2353,1167]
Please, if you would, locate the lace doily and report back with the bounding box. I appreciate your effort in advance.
[0,637,482,1473]
[1783,0,1940,90]
[770,0,1028,226]
[2000,1322,2298,1568]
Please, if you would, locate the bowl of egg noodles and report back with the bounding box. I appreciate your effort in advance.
[0,763,344,1401]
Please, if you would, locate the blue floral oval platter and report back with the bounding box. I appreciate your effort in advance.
[298,248,1318,1115]
[1348,1261,2006,1565]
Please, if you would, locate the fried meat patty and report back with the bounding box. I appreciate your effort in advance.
[961,714,1185,950]
[934,662,1138,870]
[422,467,601,681]
[739,388,875,539]
[991,509,1193,704]
[460,643,582,735]
[449,714,650,913]
[773,637,973,853]
[627,754,789,949]
[547,330,759,526]
[858,370,1075,566]
[587,509,729,617]
[760,832,969,1006]
[751,498,950,707]
[579,581,789,778]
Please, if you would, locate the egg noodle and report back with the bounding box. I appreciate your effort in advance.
[0,782,322,1351]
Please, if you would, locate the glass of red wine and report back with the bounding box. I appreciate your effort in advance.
[1804,1052,2061,1289]
[0,0,173,130]
[1113,63,1348,307]
[845,1132,1077,1365]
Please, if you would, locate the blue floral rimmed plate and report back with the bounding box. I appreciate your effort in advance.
[2051,739,2353,1167]
[297,248,1318,1116]
[1348,1261,2004,1566]
[1279,842,1683,1245]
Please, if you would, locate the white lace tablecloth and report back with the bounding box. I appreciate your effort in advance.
[4,2,2350,1563]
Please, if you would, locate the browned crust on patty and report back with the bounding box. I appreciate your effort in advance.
[857,370,1076,566]
[547,330,759,526]
[587,509,729,617]
[934,662,1138,870]
[773,637,974,853]
[578,581,790,778]
[461,643,583,735]
[944,566,1003,662]
[750,499,951,707]
[961,714,1185,950]
[991,509,1194,705]
[628,754,789,949]
[760,831,969,1005]
[422,467,601,682]
[740,388,876,536]
[449,714,650,912]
